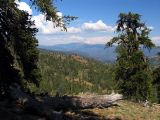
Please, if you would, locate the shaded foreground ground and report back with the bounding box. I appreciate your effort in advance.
[1,98,160,120]
[65,100,160,120]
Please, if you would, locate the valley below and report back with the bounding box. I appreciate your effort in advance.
[1,49,160,120]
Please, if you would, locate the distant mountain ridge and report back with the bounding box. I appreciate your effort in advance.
[39,43,116,63]
[39,43,160,63]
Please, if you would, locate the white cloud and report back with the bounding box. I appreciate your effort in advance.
[37,34,84,45]
[15,1,115,45]
[69,35,84,40]
[15,1,68,34]
[152,36,160,40]
[148,26,154,30]
[67,27,82,33]
[37,34,112,45]
[152,36,160,46]
[15,0,32,15]
[32,14,62,34]
[56,12,63,18]
[33,19,114,35]
[84,36,112,44]
[82,20,115,32]
[32,14,81,34]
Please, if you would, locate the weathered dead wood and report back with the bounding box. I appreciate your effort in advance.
[9,84,122,112]
[8,84,64,120]
[42,93,123,110]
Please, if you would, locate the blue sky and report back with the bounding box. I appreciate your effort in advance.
[55,0,160,35]
[19,0,160,45]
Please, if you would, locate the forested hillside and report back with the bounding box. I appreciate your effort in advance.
[28,49,116,95]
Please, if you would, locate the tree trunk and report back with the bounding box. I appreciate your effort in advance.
[8,86,123,119]
[9,85,122,110]
[42,93,123,110]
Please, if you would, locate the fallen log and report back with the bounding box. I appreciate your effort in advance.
[7,84,123,120]
[42,93,123,110]
[8,84,64,120]
[9,84,122,110]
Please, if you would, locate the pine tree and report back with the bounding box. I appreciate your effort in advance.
[0,1,40,93]
[107,12,155,101]
[153,52,160,103]
[0,0,76,95]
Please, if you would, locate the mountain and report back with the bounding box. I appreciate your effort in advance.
[39,43,116,63]
[39,43,160,63]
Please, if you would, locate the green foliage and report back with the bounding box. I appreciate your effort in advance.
[153,53,160,103]
[28,50,116,95]
[0,0,75,95]
[27,0,77,30]
[107,12,155,102]
[0,2,40,93]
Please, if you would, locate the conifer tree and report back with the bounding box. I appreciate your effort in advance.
[0,0,76,95]
[153,52,160,103]
[107,12,155,101]
[0,1,40,93]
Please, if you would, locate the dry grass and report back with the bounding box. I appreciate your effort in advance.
[65,100,160,120]
[65,76,94,87]
[71,55,88,64]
